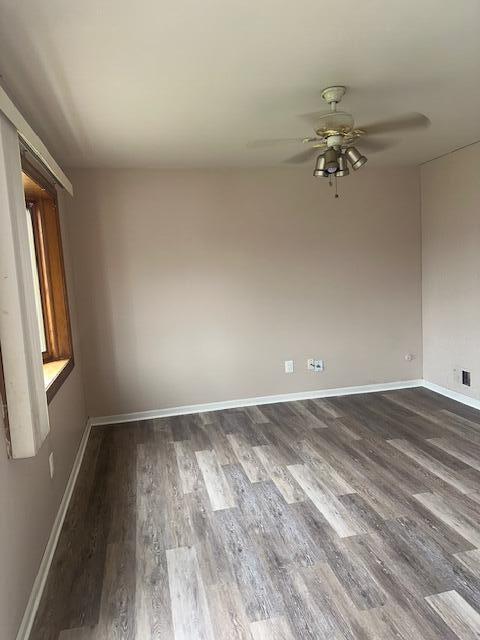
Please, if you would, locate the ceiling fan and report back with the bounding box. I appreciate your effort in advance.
[248,86,430,195]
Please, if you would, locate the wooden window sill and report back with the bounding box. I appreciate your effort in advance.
[43,358,74,403]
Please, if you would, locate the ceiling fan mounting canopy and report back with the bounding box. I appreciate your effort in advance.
[321,85,347,105]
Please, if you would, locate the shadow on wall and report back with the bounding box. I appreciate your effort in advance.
[0,4,91,164]
[75,188,120,412]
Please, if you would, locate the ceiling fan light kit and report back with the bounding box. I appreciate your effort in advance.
[344,146,368,171]
[249,85,430,198]
[313,154,328,177]
[323,147,339,173]
[336,154,349,177]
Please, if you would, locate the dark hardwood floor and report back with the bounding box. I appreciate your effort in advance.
[30,388,480,639]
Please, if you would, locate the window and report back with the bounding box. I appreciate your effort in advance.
[22,160,74,402]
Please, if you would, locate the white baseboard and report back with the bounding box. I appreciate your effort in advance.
[423,380,480,411]
[16,419,92,640]
[89,379,424,426]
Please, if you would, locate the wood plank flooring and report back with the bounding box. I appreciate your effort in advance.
[30,388,480,639]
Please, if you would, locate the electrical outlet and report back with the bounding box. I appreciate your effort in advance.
[284,360,294,374]
[49,452,55,479]
[308,358,324,372]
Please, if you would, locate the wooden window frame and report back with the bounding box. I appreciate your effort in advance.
[0,344,11,458]
[22,158,74,403]
[26,199,52,361]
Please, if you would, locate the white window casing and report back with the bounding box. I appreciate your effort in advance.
[0,112,50,458]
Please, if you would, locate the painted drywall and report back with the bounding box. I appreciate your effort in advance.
[0,188,87,640]
[421,141,480,400]
[68,167,422,418]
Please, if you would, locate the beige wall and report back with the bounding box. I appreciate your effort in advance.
[0,189,87,639]
[421,141,480,400]
[69,167,422,417]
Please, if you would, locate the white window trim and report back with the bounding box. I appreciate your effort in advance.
[0,112,50,458]
[0,86,72,196]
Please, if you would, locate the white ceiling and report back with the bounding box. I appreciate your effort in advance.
[0,0,479,169]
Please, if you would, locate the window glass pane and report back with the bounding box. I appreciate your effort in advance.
[25,208,47,353]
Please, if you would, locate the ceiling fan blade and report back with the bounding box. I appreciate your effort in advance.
[357,137,397,153]
[360,112,430,136]
[247,137,307,149]
[283,147,318,164]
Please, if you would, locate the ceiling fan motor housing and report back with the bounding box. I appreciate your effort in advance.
[326,134,344,149]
